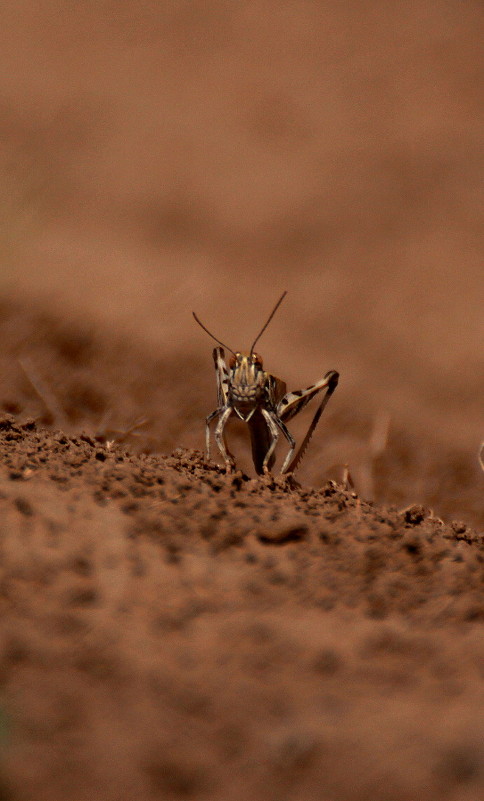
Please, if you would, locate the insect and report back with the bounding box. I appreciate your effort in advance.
[193,291,339,476]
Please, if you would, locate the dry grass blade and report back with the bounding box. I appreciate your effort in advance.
[18,356,68,426]
[342,464,355,491]
[370,410,391,457]
[96,414,150,444]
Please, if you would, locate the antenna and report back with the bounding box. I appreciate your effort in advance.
[250,291,287,354]
[192,312,236,355]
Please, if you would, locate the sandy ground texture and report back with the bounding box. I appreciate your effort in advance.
[0,413,483,801]
[0,1,483,799]
[0,302,482,801]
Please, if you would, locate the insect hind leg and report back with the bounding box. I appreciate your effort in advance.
[277,370,338,422]
[281,370,339,475]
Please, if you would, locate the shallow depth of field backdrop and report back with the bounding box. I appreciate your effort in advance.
[0,5,484,801]
[0,0,483,523]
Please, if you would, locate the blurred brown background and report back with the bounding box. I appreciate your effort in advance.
[0,0,482,524]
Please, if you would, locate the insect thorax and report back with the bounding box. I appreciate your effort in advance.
[228,353,266,421]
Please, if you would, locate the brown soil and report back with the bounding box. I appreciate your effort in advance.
[0,2,483,799]
[0,411,483,801]
[0,302,482,801]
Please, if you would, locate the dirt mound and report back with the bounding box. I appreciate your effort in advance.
[0,414,483,801]
[1,296,482,532]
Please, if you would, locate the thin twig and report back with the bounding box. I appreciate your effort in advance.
[96,415,150,443]
[370,410,391,457]
[342,463,355,491]
[363,409,392,500]
[18,357,67,426]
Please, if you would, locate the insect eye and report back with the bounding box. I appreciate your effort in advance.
[252,353,263,367]
[229,355,236,369]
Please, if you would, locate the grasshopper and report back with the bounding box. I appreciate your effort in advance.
[193,291,339,476]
